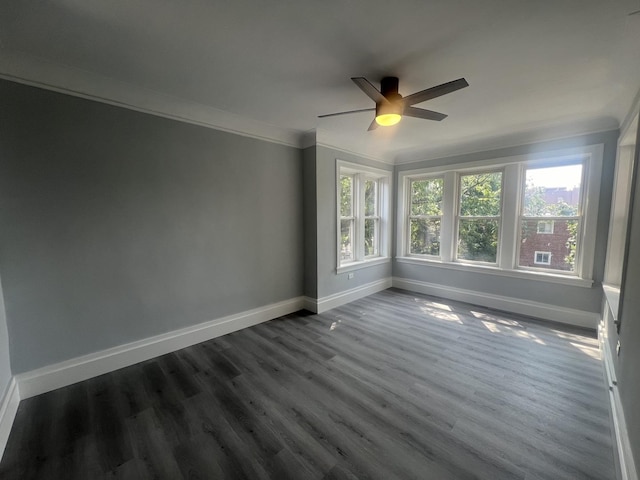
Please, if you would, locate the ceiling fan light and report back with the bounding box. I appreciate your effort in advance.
[375,113,402,126]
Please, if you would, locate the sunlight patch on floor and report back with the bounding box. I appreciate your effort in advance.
[479,320,546,344]
[471,310,522,327]
[570,342,601,360]
[420,305,462,323]
[418,300,452,311]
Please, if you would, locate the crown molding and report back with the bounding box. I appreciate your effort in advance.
[393,122,620,165]
[0,51,304,148]
[315,141,393,165]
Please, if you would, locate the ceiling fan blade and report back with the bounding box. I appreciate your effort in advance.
[404,106,448,121]
[367,118,379,131]
[318,108,375,118]
[351,77,389,104]
[403,78,469,106]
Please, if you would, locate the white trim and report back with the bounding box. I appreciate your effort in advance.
[0,377,20,463]
[395,256,593,287]
[600,320,638,480]
[392,276,599,329]
[304,278,392,314]
[315,141,392,165]
[0,51,301,149]
[15,297,305,399]
[336,257,390,274]
[392,126,619,165]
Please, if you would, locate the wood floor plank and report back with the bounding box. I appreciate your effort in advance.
[0,289,616,479]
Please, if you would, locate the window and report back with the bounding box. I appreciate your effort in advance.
[364,179,379,257]
[537,220,554,234]
[457,171,502,263]
[409,177,442,256]
[519,164,582,272]
[534,251,551,265]
[397,144,603,286]
[339,174,355,262]
[337,161,391,271]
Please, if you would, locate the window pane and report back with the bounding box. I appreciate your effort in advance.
[537,220,554,234]
[457,219,499,262]
[340,175,352,217]
[460,172,502,216]
[523,164,582,216]
[364,218,378,257]
[340,219,353,261]
[365,180,377,216]
[411,178,443,216]
[410,218,441,256]
[519,219,578,271]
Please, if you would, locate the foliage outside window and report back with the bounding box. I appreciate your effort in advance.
[364,179,379,257]
[337,161,390,271]
[457,172,502,263]
[409,178,442,256]
[340,175,354,261]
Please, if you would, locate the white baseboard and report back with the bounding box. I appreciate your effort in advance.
[304,278,392,314]
[392,277,599,329]
[0,377,20,462]
[16,296,306,400]
[600,320,638,480]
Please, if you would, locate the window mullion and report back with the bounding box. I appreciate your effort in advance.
[440,171,457,262]
[499,164,521,269]
[356,173,366,262]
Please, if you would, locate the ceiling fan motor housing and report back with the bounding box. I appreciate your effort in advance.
[376,77,404,119]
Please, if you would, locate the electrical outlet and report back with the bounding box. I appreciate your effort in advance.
[348,272,355,279]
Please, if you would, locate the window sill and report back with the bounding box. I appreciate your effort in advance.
[395,256,594,288]
[602,284,620,322]
[337,257,390,274]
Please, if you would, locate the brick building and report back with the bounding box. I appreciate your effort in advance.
[519,187,579,271]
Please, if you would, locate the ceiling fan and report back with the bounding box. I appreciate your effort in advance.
[319,76,469,131]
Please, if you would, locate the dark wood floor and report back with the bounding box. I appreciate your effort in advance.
[0,289,615,479]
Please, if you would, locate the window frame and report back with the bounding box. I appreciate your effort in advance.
[337,160,392,273]
[537,220,555,234]
[396,144,603,287]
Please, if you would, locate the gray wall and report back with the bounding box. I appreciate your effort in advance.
[394,130,618,314]
[619,173,640,473]
[0,80,304,373]
[302,146,317,298]
[616,107,640,471]
[314,146,393,299]
[0,275,11,400]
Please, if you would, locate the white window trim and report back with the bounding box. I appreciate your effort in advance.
[337,160,392,274]
[534,251,552,265]
[396,144,603,287]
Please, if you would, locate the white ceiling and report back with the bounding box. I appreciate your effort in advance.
[1,0,639,162]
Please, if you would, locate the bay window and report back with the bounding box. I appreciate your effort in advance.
[397,144,603,286]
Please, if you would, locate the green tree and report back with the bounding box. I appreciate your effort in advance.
[457,173,502,262]
[410,178,442,255]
